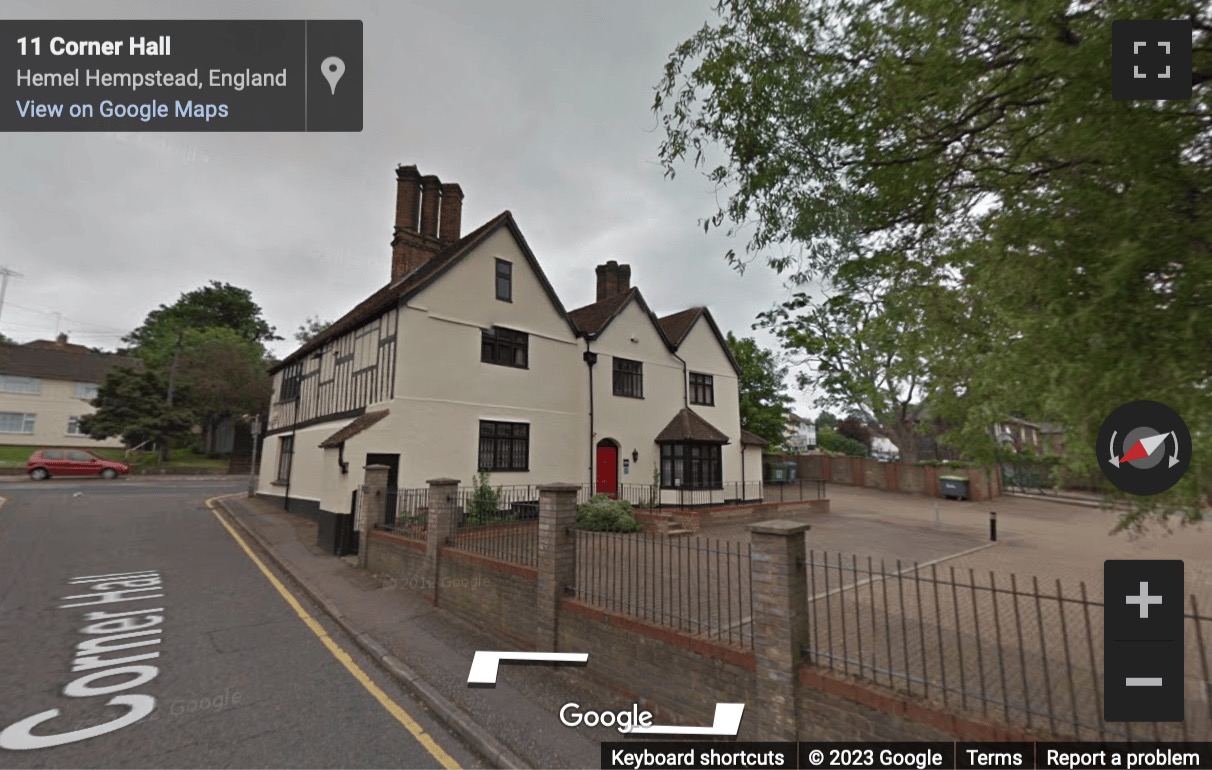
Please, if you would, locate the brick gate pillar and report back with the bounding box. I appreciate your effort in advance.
[358,464,391,568]
[747,519,811,741]
[536,483,580,650]
[424,478,460,605]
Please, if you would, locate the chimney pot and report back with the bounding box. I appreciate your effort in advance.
[419,175,442,238]
[56,333,68,345]
[438,183,464,244]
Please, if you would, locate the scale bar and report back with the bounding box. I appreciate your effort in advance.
[1126,677,1163,687]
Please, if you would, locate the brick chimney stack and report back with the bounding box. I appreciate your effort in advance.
[595,261,632,301]
[439,183,464,244]
[391,164,465,283]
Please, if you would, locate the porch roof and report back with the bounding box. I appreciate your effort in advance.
[654,408,730,444]
[318,409,390,448]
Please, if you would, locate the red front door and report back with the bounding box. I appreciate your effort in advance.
[595,444,618,498]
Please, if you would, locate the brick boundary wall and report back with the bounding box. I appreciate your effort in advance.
[797,667,1039,742]
[634,499,830,534]
[359,475,1052,742]
[780,455,1003,501]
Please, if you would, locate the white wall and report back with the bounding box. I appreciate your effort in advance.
[590,299,689,491]
[391,227,587,488]
[0,379,123,448]
[676,316,743,485]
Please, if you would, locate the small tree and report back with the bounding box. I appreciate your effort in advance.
[465,470,501,524]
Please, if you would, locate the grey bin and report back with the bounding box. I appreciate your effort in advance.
[939,474,969,500]
[785,461,798,481]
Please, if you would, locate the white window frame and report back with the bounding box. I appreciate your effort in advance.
[0,412,36,434]
[67,415,84,435]
[0,375,42,395]
[74,382,100,400]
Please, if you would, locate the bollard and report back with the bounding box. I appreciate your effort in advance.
[990,510,998,542]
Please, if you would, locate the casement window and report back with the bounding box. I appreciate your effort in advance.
[0,412,36,434]
[612,357,643,398]
[659,443,722,489]
[495,259,512,302]
[67,416,84,435]
[689,373,714,406]
[481,327,528,368]
[0,375,41,395]
[478,421,529,471]
[279,362,302,401]
[276,435,294,483]
[74,382,100,400]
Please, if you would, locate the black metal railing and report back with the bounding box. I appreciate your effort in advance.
[573,530,753,649]
[376,487,428,541]
[802,550,1212,741]
[762,477,828,503]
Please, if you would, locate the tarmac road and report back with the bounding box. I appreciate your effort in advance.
[0,477,483,769]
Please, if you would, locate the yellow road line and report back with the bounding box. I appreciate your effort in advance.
[206,495,461,770]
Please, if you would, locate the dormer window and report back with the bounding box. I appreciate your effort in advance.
[496,259,512,302]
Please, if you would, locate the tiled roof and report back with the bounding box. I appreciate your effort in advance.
[740,429,770,446]
[273,210,574,373]
[657,308,702,346]
[318,409,390,448]
[567,288,636,336]
[0,343,140,382]
[654,408,731,444]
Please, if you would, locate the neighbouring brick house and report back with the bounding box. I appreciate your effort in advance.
[256,163,766,545]
[0,334,139,448]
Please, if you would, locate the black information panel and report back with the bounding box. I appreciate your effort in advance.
[1104,559,1185,722]
[600,742,1212,770]
[1,20,362,131]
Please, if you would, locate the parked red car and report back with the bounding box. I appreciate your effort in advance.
[27,449,130,480]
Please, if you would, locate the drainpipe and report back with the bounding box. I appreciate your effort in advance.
[583,340,598,488]
[284,429,296,512]
[671,349,688,408]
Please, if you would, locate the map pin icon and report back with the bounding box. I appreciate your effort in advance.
[321,56,345,95]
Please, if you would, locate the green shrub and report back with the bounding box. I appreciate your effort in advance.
[817,427,868,457]
[576,494,643,532]
[465,470,501,525]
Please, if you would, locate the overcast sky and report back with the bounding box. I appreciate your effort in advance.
[1,0,818,417]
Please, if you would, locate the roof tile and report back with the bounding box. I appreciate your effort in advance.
[654,408,731,444]
[318,409,390,448]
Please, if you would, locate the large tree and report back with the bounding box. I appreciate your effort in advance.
[90,281,277,456]
[294,316,332,345]
[726,332,793,443]
[175,327,274,450]
[123,280,280,355]
[78,367,195,449]
[657,0,1212,520]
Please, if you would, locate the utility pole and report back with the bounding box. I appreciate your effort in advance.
[247,414,261,497]
[162,331,185,463]
[0,267,23,329]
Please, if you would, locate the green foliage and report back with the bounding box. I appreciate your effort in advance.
[78,367,195,447]
[816,427,868,457]
[835,416,872,449]
[726,332,792,443]
[655,0,1212,523]
[294,316,333,345]
[918,459,973,469]
[465,470,502,524]
[576,494,643,532]
[123,280,280,353]
[815,411,837,430]
[90,282,276,452]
